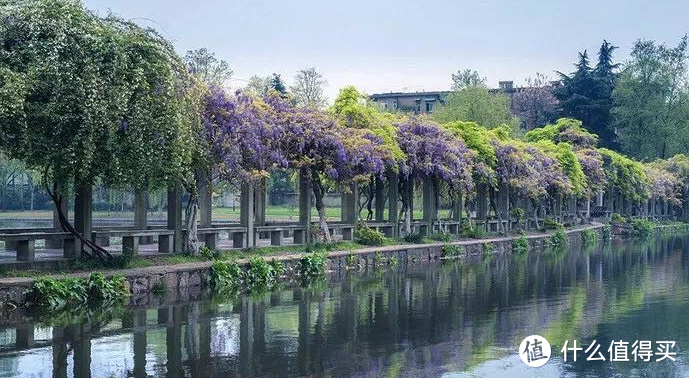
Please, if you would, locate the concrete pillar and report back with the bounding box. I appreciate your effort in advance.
[134,190,151,244]
[422,180,437,233]
[240,184,255,247]
[388,171,399,237]
[198,174,213,229]
[475,182,489,222]
[74,181,93,252]
[299,168,312,245]
[497,184,510,230]
[597,190,604,207]
[52,327,68,378]
[73,325,92,378]
[167,184,183,253]
[254,178,266,227]
[15,324,34,349]
[374,177,385,222]
[340,183,358,225]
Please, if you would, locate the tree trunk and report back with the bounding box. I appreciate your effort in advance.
[366,176,374,221]
[45,180,112,261]
[311,168,331,242]
[185,190,201,255]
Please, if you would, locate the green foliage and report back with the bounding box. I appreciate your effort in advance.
[199,246,221,261]
[551,227,568,247]
[151,280,167,295]
[613,37,689,159]
[30,273,128,311]
[460,223,486,239]
[346,254,359,268]
[602,225,612,240]
[0,0,200,191]
[543,218,564,230]
[441,244,463,258]
[599,148,649,201]
[511,207,526,227]
[582,229,599,245]
[611,213,627,224]
[432,86,520,130]
[373,251,384,265]
[631,218,654,239]
[512,234,529,254]
[245,257,282,287]
[482,242,495,254]
[534,140,586,195]
[299,251,328,278]
[428,231,453,242]
[404,232,426,244]
[355,221,387,246]
[443,121,497,176]
[210,260,242,291]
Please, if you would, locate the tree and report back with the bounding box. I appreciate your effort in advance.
[290,67,327,108]
[244,75,271,96]
[555,41,620,148]
[511,73,558,130]
[451,69,486,91]
[0,0,199,259]
[432,86,520,130]
[613,36,689,159]
[268,73,288,97]
[184,48,233,87]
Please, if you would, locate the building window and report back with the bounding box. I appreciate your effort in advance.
[426,101,434,112]
[415,100,421,113]
[392,100,398,110]
[381,102,388,110]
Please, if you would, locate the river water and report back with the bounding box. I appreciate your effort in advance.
[1,235,689,378]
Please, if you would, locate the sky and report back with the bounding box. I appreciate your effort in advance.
[83,0,689,102]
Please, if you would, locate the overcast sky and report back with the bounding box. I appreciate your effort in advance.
[83,0,689,102]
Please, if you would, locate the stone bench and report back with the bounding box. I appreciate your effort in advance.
[197,227,247,249]
[0,232,75,262]
[91,230,175,255]
[366,222,396,237]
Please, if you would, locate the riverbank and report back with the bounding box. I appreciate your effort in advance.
[0,223,609,310]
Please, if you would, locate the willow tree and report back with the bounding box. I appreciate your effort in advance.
[397,118,475,235]
[0,0,198,259]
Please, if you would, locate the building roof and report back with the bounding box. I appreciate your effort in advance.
[370,91,451,99]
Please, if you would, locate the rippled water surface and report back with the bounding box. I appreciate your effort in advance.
[2,235,689,378]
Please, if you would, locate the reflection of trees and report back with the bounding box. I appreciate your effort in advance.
[4,235,689,378]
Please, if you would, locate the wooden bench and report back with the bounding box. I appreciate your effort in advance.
[0,232,75,262]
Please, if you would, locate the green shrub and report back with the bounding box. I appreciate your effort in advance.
[210,260,243,291]
[246,257,278,286]
[511,208,525,228]
[404,232,425,244]
[602,225,612,240]
[460,223,486,239]
[299,251,328,278]
[389,256,398,266]
[30,273,129,311]
[373,251,385,265]
[543,218,563,230]
[482,242,495,254]
[441,244,463,258]
[355,222,386,246]
[512,234,529,254]
[551,227,568,247]
[199,246,221,261]
[346,254,358,268]
[151,280,167,295]
[611,213,627,224]
[581,229,599,245]
[429,232,453,242]
[631,218,654,238]
[268,259,285,277]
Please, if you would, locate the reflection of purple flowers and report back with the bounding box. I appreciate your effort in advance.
[397,118,475,193]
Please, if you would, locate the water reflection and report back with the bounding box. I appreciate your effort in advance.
[2,236,689,378]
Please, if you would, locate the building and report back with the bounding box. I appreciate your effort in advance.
[369,91,451,114]
[370,80,561,130]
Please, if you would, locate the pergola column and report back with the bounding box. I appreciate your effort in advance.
[74,181,93,252]
[341,183,358,225]
[298,168,312,245]
[422,180,437,235]
[374,177,385,222]
[254,178,266,227]
[388,171,399,237]
[46,185,69,249]
[167,183,183,253]
[198,173,213,229]
[133,309,147,378]
[475,182,489,226]
[134,189,150,244]
[240,183,255,247]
